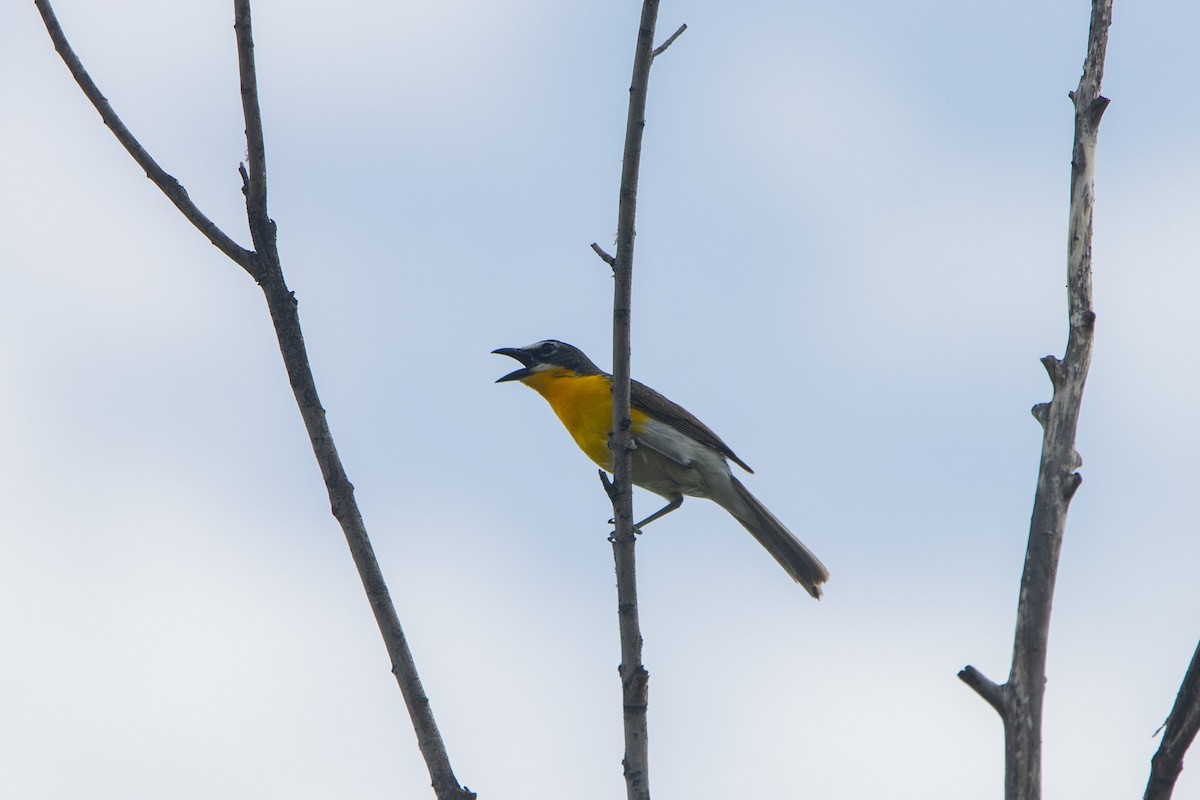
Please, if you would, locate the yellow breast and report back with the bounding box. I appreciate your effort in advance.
[521,369,647,470]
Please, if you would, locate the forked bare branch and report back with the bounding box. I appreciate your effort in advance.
[34,2,474,797]
[34,0,255,274]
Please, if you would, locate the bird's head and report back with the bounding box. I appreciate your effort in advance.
[492,340,603,383]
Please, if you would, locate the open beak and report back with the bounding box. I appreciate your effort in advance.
[492,347,534,383]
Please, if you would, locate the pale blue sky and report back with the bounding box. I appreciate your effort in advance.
[2,1,1198,798]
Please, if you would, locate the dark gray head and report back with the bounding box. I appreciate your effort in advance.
[491,340,604,382]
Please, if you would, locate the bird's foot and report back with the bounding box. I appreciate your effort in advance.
[607,521,643,542]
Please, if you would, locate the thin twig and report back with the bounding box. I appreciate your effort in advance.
[233,0,271,256]
[608,3,664,799]
[229,5,472,798]
[958,2,1112,799]
[36,2,474,797]
[591,242,616,268]
[1145,640,1200,800]
[652,24,687,59]
[33,0,256,276]
[957,666,1007,718]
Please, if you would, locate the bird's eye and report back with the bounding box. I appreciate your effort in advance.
[537,342,557,357]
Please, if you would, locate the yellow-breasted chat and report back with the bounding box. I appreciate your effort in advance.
[493,339,829,599]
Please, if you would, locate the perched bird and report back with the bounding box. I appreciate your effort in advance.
[493,339,829,598]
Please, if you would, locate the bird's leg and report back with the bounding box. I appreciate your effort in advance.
[633,495,683,530]
[607,494,683,535]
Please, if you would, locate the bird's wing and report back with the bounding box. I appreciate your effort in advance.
[635,417,700,467]
[630,379,753,473]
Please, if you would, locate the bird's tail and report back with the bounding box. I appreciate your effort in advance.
[719,477,830,599]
